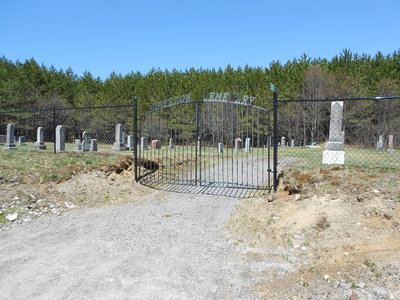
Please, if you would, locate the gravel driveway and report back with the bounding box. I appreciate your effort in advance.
[0,189,291,299]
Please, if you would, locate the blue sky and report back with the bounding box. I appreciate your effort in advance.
[1,0,399,79]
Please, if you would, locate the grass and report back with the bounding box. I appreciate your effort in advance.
[279,146,400,169]
[0,144,123,183]
[2,142,399,185]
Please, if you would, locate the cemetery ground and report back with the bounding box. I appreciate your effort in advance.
[0,147,400,299]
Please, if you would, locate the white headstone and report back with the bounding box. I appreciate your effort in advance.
[112,124,126,151]
[218,142,223,153]
[127,135,134,150]
[56,125,65,152]
[376,135,384,150]
[74,139,82,151]
[323,101,345,164]
[140,137,148,151]
[34,127,46,149]
[81,131,90,151]
[3,124,17,150]
[18,136,27,146]
[291,139,295,147]
[244,138,251,152]
[281,137,286,147]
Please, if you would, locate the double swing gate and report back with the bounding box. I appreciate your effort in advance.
[137,94,273,193]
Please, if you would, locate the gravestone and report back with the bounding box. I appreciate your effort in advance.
[34,127,46,149]
[90,139,98,151]
[234,138,242,151]
[376,135,384,150]
[55,125,65,152]
[18,136,27,146]
[218,142,223,153]
[197,140,201,149]
[0,135,6,145]
[387,135,395,152]
[244,138,251,152]
[112,124,126,151]
[81,131,91,151]
[140,137,148,151]
[151,139,161,149]
[323,101,345,164]
[291,139,295,147]
[281,137,286,147]
[169,138,174,148]
[74,139,82,151]
[3,124,17,150]
[127,135,134,150]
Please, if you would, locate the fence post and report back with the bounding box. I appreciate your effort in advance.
[53,109,56,154]
[195,102,200,185]
[272,86,279,192]
[133,97,138,182]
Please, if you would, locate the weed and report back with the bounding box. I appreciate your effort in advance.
[0,207,18,224]
[363,259,380,276]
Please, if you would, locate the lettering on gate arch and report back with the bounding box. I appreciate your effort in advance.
[150,94,192,111]
[204,92,256,105]
[149,92,256,111]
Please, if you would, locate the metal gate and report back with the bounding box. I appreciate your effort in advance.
[137,93,272,193]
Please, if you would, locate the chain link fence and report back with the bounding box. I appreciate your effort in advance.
[276,97,400,170]
[0,105,135,155]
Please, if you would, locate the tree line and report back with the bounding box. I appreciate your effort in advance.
[1,49,399,147]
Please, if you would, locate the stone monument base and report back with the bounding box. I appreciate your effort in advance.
[3,143,17,150]
[34,142,46,150]
[322,150,345,165]
[112,143,126,151]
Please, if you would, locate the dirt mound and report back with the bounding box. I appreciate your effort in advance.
[229,167,400,299]
[1,157,152,230]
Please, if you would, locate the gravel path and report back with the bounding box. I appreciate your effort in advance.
[0,190,291,299]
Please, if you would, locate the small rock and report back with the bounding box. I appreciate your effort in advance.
[293,234,304,240]
[301,246,307,251]
[266,195,275,202]
[349,294,359,300]
[372,189,380,194]
[324,274,329,280]
[5,213,18,222]
[295,194,301,201]
[357,282,365,288]
[373,287,388,297]
[315,216,329,231]
[384,213,392,220]
[271,216,280,221]
[356,196,365,202]
[12,197,19,201]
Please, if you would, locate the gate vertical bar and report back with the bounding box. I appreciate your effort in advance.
[133,97,138,182]
[195,102,199,185]
[272,86,278,192]
[53,109,56,154]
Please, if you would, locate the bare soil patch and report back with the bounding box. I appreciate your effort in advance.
[0,156,150,230]
[229,167,400,299]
